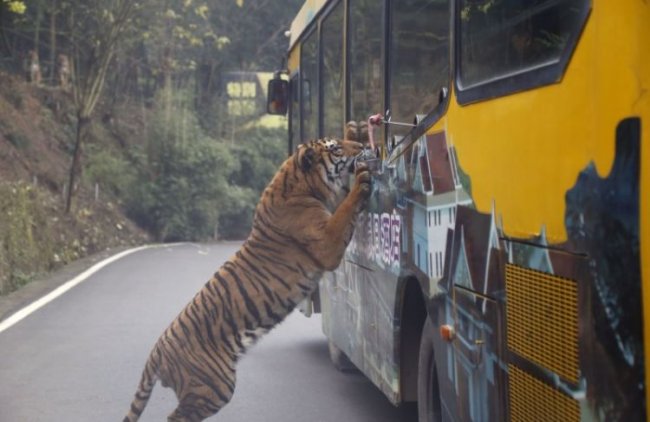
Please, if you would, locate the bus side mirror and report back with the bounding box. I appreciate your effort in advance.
[267,75,289,115]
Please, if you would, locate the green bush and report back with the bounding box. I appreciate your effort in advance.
[125,97,236,242]
[120,94,288,242]
[0,182,53,294]
[84,145,138,197]
[125,137,235,242]
[228,127,287,191]
[218,127,286,239]
[6,132,30,150]
[216,185,258,239]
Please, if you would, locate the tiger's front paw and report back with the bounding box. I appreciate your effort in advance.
[354,163,371,199]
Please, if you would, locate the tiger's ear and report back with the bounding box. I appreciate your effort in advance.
[299,145,316,171]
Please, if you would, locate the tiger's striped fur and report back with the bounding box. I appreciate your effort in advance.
[123,138,370,422]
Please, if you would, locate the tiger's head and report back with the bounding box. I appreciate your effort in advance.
[295,137,364,209]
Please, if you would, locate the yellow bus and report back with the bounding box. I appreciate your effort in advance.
[267,1,649,420]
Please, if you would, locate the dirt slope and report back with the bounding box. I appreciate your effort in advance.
[0,70,149,295]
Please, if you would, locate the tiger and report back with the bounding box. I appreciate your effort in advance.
[123,137,370,422]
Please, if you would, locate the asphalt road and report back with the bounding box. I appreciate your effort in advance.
[0,243,417,422]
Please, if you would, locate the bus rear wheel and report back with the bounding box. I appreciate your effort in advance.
[417,318,442,422]
[328,340,356,372]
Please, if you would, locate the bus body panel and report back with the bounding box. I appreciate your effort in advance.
[321,258,405,403]
[289,0,328,49]
[634,3,650,414]
[444,0,646,243]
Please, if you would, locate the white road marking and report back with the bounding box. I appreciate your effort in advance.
[0,245,152,334]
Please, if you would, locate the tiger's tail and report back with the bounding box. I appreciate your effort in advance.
[123,353,159,422]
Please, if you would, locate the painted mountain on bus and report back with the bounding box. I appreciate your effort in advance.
[564,117,643,421]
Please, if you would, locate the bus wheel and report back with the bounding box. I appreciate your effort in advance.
[328,340,357,372]
[418,318,442,422]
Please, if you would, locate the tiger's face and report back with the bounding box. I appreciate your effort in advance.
[297,138,364,207]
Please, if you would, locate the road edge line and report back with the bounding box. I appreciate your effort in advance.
[0,245,153,334]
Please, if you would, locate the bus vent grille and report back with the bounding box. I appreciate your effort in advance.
[508,364,580,422]
[505,263,579,383]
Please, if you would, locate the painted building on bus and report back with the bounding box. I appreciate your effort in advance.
[405,132,471,294]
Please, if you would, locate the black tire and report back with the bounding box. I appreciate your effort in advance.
[417,318,442,422]
[328,340,357,372]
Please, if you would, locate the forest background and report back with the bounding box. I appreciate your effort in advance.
[0,0,302,294]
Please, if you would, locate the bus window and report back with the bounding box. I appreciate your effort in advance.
[289,74,301,152]
[322,2,344,138]
[458,0,589,92]
[349,0,383,128]
[301,29,319,141]
[389,0,450,135]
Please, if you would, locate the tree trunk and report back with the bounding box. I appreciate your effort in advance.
[65,115,90,213]
[33,0,43,53]
[62,0,135,213]
[0,6,10,56]
[49,0,57,82]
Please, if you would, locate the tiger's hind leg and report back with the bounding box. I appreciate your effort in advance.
[167,399,223,422]
[167,384,233,422]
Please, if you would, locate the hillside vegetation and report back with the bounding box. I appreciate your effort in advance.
[0,71,291,296]
[0,72,149,294]
[0,1,301,295]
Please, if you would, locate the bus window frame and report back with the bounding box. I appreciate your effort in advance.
[289,72,301,155]
[385,0,453,155]
[454,0,592,105]
[320,0,345,139]
[300,25,319,142]
[345,0,388,135]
